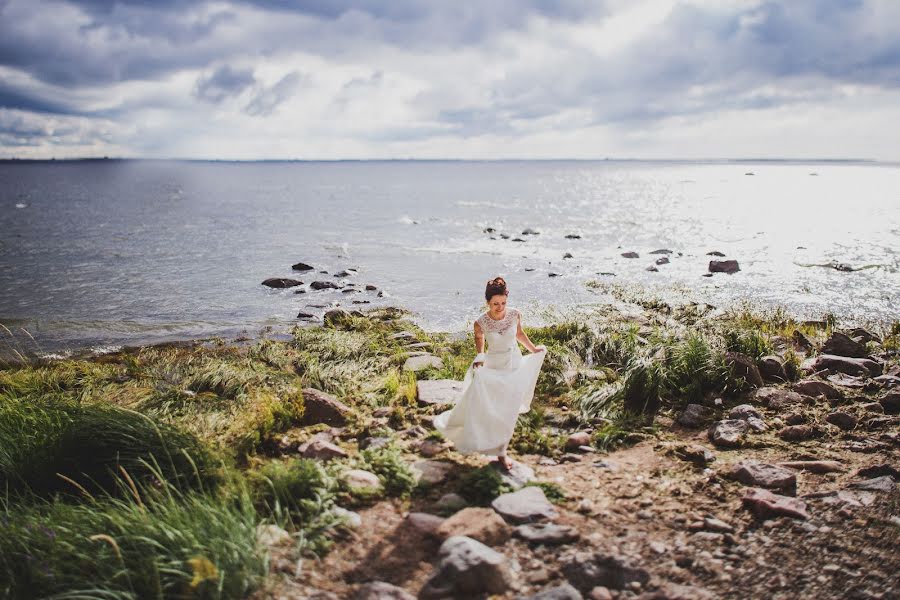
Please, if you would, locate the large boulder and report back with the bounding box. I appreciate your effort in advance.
[561,551,650,592]
[301,388,353,426]
[725,352,764,388]
[822,332,869,358]
[419,536,512,599]
[416,379,462,407]
[808,354,882,377]
[436,507,512,546]
[492,486,557,524]
[707,419,749,448]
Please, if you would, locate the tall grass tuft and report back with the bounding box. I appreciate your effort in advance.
[0,467,266,599]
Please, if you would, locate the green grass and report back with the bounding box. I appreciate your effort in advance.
[456,464,514,506]
[0,469,266,600]
[354,443,417,498]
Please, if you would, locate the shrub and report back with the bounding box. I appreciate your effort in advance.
[356,444,417,498]
[456,465,513,506]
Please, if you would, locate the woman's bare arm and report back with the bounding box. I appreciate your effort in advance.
[515,311,543,353]
[473,321,485,366]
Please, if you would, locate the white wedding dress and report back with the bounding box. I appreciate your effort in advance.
[433,307,546,456]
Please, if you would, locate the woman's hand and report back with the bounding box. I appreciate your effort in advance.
[533,344,547,354]
[472,352,486,368]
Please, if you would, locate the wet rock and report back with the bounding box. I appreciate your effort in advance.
[561,551,650,592]
[416,379,461,407]
[778,460,844,474]
[262,277,303,288]
[778,425,816,442]
[492,486,557,524]
[522,228,541,235]
[291,262,315,271]
[728,461,797,494]
[310,280,340,290]
[707,419,749,448]
[300,439,348,460]
[412,460,454,485]
[296,311,315,319]
[758,355,788,382]
[825,411,858,431]
[822,332,869,358]
[436,507,512,546]
[621,251,640,258]
[563,252,574,259]
[725,352,763,388]
[565,234,582,239]
[674,444,716,466]
[809,354,882,377]
[709,259,740,273]
[793,379,841,399]
[707,251,725,256]
[655,257,669,265]
[741,488,809,520]
[403,354,443,372]
[565,431,593,451]
[419,536,512,599]
[355,582,416,600]
[301,388,353,426]
[407,512,445,537]
[753,387,805,409]
[344,469,381,492]
[677,404,713,428]
[879,392,900,414]
[514,523,580,546]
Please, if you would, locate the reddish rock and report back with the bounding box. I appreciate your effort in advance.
[709,259,740,273]
[822,332,869,358]
[825,411,858,431]
[725,352,764,388]
[407,512,446,537]
[301,388,353,426]
[300,439,348,460]
[793,379,841,400]
[778,425,816,442]
[741,488,809,520]
[758,355,788,382]
[565,431,593,451]
[778,460,844,474]
[879,392,900,414]
[707,419,749,448]
[810,354,882,377]
[728,461,797,495]
[753,387,805,409]
[436,508,512,546]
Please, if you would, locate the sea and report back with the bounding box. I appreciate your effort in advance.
[1,159,898,358]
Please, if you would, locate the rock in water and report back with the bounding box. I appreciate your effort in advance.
[262,277,303,288]
[621,251,639,258]
[310,280,340,290]
[419,536,512,599]
[728,461,797,495]
[822,331,869,358]
[324,308,354,328]
[741,488,809,520]
[561,551,650,592]
[709,259,740,273]
[291,262,315,271]
[707,419,749,447]
[301,388,353,426]
[416,379,462,406]
[492,486,557,523]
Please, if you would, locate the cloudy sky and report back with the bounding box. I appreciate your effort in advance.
[2,0,899,160]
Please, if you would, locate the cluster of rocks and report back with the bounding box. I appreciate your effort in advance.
[261,261,385,320]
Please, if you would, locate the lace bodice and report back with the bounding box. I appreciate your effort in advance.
[476,308,520,335]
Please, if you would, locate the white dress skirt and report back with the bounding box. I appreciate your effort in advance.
[433,307,546,456]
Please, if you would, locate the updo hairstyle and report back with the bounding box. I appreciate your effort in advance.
[485,276,508,302]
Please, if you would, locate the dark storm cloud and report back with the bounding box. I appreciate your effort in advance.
[244,71,304,116]
[195,65,256,104]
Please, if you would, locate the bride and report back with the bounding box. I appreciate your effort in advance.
[433,276,547,470]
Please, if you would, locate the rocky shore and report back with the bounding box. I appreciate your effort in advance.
[1,286,897,600]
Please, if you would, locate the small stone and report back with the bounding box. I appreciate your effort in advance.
[758,355,788,382]
[561,551,650,592]
[879,392,900,414]
[725,352,763,387]
[566,431,593,451]
[344,469,381,492]
[354,581,416,600]
[703,518,734,533]
[822,332,869,358]
[403,354,444,372]
[709,259,740,273]
[524,583,584,600]
[793,379,841,400]
[784,412,807,425]
[621,251,640,258]
[825,411,858,431]
[728,404,763,421]
[256,524,291,546]
[407,512,446,536]
[778,425,815,442]
[492,486,557,524]
[435,493,468,512]
[847,476,897,492]
[419,536,512,599]
[741,488,809,520]
[301,388,353,426]
[778,460,844,474]
[262,277,303,288]
[514,523,580,546]
[728,461,797,494]
[707,419,749,448]
[300,439,348,460]
[589,587,613,600]
[436,507,512,546]
[674,444,716,466]
[291,262,314,271]
[753,387,805,409]
[677,404,713,428]
[411,460,454,485]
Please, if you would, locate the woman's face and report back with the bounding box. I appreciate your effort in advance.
[488,294,507,314]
